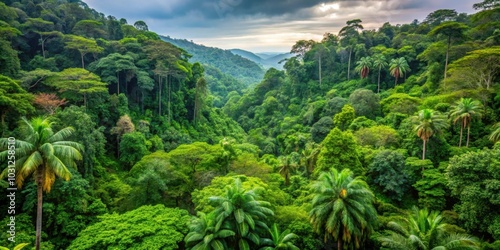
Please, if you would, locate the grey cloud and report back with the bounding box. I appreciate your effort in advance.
[83,0,478,52]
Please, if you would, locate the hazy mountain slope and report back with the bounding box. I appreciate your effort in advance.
[160,36,265,86]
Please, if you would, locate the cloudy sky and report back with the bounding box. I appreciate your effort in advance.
[83,0,478,53]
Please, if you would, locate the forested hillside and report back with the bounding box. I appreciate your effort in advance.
[0,0,500,250]
[161,36,265,86]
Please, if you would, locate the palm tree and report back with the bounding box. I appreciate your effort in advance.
[309,168,377,250]
[355,56,372,79]
[372,54,388,93]
[185,212,235,250]
[209,178,274,250]
[413,109,448,160]
[300,142,320,178]
[260,224,299,250]
[278,155,298,185]
[0,117,83,250]
[389,57,410,86]
[378,207,479,250]
[490,122,500,143]
[449,98,482,147]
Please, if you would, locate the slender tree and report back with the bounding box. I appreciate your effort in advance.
[372,54,388,93]
[413,109,448,160]
[428,22,468,79]
[339,19,364,81]
[193,77,207,124]
[378,207,479,250]
[449,98,482,147]
[309,168,377,249]
[389,57,410,86]
[0,117,83,250]
[64,35,103,68]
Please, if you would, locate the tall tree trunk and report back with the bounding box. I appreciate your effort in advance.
[466,123,471,147]
[422,139,427,160]
[337,238,342,250]
[377,66,382,93]
[347,48,352,81]
[444,36,451,80]
[117,72,120,95]
[41,35,46,59]
[141,90,144,113]
[459,124,463,147]
[319,55,322,86]
[35,170,43,250]
[80,52,85,69]
[193,92,198,124]
[395,76,398,87]
[168,75,171,124]
[117,136,120,158]
[158,76,162,116]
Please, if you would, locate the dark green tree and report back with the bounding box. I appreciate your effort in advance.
[0,75,34,130]
[315,128,362,176]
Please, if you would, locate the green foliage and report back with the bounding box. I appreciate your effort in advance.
[316,128,363,175]
[447,147,500,240]
[119,132,149,168]
[310,116,334,143]
[368,150,410,202]
[54,105,106,178]
[192,175,288,214]
[27,170,107,249]
[185,212,235,250]
[260,223,300,250]
[447,46,500,90]
[46,68,108,106]
[380,93,421,115]
[413,168,448,211]
[0,75,34,130]
[354,125,400,148]
[348,89,381,119]
[333,104,356,131]
[68,205,190,250]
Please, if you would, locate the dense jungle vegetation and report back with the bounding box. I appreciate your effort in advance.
[0,0,500,249]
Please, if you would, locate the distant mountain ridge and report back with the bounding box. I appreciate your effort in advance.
[160,36,265,86]
[229,49,293,70]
